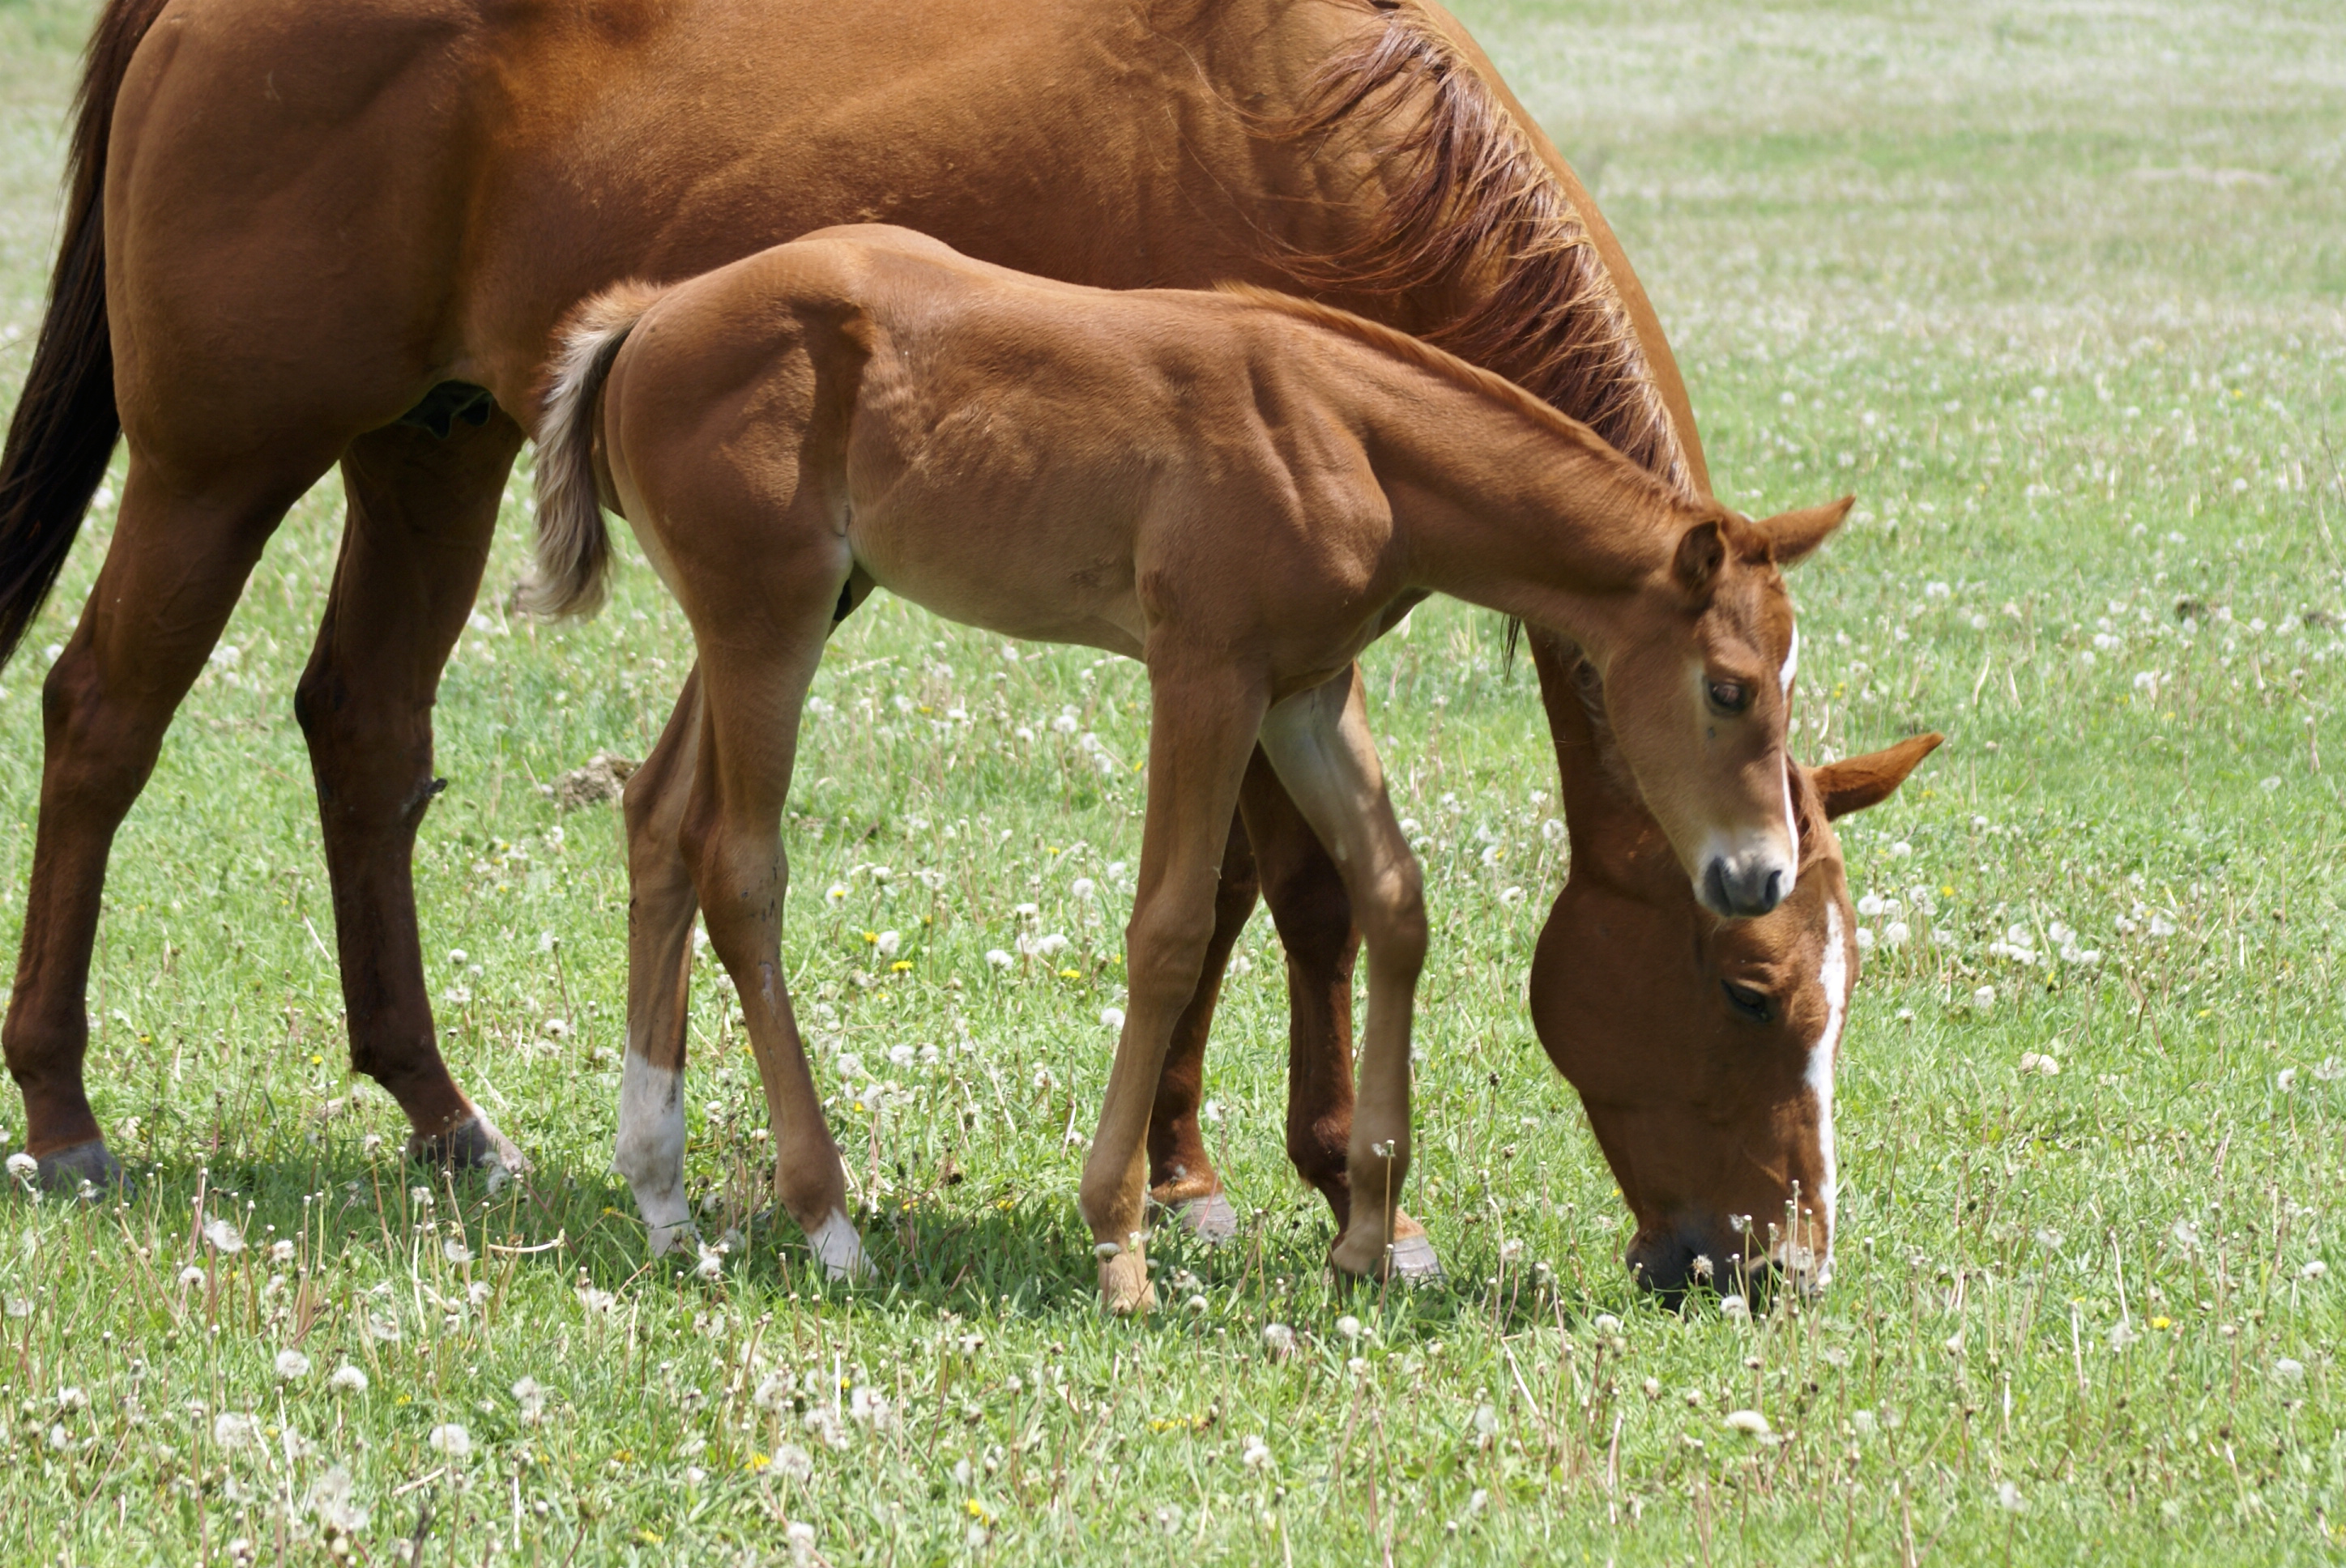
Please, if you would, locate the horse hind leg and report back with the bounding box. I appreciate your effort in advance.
[1145,797,1260,1244]
[294,414,527,1174]
[675,535,867,1282]
[6,449,328,1189]
[612,667,705,1254]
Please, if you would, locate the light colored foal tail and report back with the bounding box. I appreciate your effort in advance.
[519,282,668,620]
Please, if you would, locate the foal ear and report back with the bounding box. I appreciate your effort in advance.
[1671,519,1726,597]
[1755,496,1854,566]
[1812,732,1943,820]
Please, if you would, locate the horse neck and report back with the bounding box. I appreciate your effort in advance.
[1360,369,1691,663]
[1527,633,1679,893]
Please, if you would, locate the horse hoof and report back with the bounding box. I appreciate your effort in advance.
[407,1114,528,1177]
[32,1140,127,1197]
[1386,1231,1444,1283]
[808,1209,872,1283]
[1171,1191,1240,1244]
[1098,1250,1156,1316]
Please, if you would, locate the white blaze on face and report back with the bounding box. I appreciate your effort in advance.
[1800,899,1852,1285]
[1779,624,1800,694]
[612,1050,691,1255]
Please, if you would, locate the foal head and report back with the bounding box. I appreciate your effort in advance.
[1526,633,1939,1296]
[1595,499,1848,921]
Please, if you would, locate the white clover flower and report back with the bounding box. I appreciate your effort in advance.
[1724,1409,1771,1438]
[213,1412,260,1451]
[773,1442,814,1481]
[428,1423,471,1459]
[330,1365,369,1395]
[203,1217,245,1254]
[275,1349,312,1382]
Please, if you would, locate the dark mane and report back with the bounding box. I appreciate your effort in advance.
[1275,2,1693,497]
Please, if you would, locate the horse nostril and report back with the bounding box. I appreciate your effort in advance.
[1761,868,1785,910]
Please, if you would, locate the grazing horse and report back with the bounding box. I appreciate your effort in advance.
[524,226,1841,1308]
[0,0,1885,1287]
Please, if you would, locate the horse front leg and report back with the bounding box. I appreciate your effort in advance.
[294,414,525,1172]
[1256,667,1435,1282]
[1081,660,1265,1314]
[1144,799,1259,1242]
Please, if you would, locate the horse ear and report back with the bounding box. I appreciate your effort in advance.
[1813,732,1943,820]
[1756,496,1854,565]
[1671,519,1725,597]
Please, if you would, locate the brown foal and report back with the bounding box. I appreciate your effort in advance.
[525,228,1845,1310]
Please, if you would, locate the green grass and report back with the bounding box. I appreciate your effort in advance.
[2,0,2344,1560]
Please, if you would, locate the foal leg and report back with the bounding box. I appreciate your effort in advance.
[1144,802,1257,1242]
[1081,662,1265,1314]
[6,451,326,1186]
[682,565,867,1281]
[1256,667,1431,1281]
[612,667,705,1253]
[294,415,527,1170]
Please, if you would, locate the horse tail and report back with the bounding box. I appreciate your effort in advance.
[0,0,172,667]
[520,283,668,621]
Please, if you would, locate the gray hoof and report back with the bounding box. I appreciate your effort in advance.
[33,1139,126,1196]
[407,1114,528,1176]
[1171,1191,1240,1244]
[1387,1232,1444,1283]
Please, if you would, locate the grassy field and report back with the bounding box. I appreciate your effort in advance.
[2,0,2344,1560]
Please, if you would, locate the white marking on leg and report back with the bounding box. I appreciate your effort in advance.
[808,1208,870,1281]
[1798,901,1851,1286]
[612,1053,691,1255]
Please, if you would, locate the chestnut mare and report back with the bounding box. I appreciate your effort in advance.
[523,227,1841,1306]
[0,0,1916,1290]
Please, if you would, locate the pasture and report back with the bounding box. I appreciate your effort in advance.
[2,0,2344,1558]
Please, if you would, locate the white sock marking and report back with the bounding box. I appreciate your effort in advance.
[808,1209,870,1281]
[612,1053,690,1255]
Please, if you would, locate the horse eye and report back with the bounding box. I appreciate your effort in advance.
[1707,680,1751,714]
[1722,981,1772,1024]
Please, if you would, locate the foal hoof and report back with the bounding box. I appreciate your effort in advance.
[407,1114,528,1178]
[1168,1190,1240,1244]
[1098,1247,1157,1316]
[31,1140,127,1197]
[807,1209,873,1284]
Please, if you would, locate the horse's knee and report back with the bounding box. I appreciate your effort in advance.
[1359,860,1427,974]
[1124,897,1220,1011]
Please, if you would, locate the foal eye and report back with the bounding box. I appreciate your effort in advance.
[1721,981,1773,1024]
[1707,680,1751,715]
